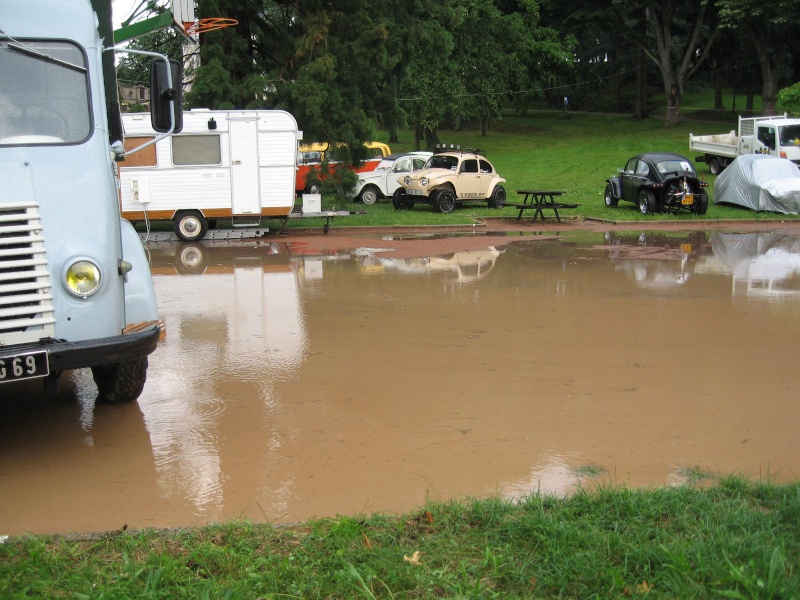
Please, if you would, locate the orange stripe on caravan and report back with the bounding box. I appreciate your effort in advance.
[121,206,295,220]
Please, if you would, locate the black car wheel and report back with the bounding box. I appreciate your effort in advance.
[489,185,506,208]
[604,183,618,208]
[392,187,415,210]
[638,190,656,215]
[392,188,406,210]
[693,191,709,215]
[434,189,456,214]
[708,158,721,176]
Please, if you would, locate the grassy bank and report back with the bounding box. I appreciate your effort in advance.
[284,110,799,231]
[2,477,798,598]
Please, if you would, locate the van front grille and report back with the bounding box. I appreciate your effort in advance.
[0,202,56,345]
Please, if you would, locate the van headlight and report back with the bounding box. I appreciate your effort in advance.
[65,260,102,298]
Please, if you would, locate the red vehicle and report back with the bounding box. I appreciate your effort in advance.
[296,141,391,194]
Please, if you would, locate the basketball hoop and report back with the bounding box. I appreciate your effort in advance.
[184,18,238,37]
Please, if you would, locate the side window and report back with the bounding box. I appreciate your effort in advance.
[300,151,321,164]
[758,127,776,150]
[412,158,426,170]
[392,157,412,173]
[625,158,637,174]
[461,159,478,173]
[172,135,222,166]
[122,136,157,167]
[635,161,649,176]
[479,160,492,173]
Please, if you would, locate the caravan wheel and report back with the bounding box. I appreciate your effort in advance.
[173,210,208,242]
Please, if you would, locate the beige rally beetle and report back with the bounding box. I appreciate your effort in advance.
[392,145,507,213]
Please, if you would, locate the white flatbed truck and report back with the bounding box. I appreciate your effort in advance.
[689,114,800,175]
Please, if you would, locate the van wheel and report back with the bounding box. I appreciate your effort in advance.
[174,210,208,242]
[92,357,148,404]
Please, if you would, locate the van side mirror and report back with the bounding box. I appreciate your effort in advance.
[150,58,183,134]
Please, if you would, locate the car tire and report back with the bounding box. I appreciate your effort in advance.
[360,185,380,205]
[434,189,456,214]
[392,188,406,210]
[638,190,656,215]
[708,157,721,176]
[693,191,709,215]
[604,183,619,208]
[489,185,506,208]
[173,210,208,242]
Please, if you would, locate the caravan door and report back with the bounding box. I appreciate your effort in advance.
[229,118,261,215]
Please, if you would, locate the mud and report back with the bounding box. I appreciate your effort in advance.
[2,221,800,535]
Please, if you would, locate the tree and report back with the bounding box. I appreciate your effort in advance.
[635,0,719,126]
[717,0,800,115]
[778,83,800,115]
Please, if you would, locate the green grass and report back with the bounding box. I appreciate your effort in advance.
[2,477,798,598]
[284,110,798,231]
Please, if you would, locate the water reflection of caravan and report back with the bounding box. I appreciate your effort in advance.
[708,232,800,298]
[147,242,307,372]
[120,109,301,242]
[361,248,502,283]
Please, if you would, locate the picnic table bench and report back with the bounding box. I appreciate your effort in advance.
[504,190,581,223]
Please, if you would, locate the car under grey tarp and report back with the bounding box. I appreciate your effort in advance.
[713,154,800,214]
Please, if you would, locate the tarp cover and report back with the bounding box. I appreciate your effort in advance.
[713,154,800,214]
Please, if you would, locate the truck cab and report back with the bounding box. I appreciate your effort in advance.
[0,0,180,402]
[746,119,800,164]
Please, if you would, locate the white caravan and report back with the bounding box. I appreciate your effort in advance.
[120,109,301,241]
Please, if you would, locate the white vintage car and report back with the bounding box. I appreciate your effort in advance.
[393,147,506,213]
[348,151,432,204]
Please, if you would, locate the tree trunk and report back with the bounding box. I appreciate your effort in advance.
[634,42,647,119]
[713,67,724,110]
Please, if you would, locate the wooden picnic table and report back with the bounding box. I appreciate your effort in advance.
[504,190,580,223]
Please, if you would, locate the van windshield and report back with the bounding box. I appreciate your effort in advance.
[0,40,91,145]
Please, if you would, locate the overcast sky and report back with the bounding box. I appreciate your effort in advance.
[112,0,144,29]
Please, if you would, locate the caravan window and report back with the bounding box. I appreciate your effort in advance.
[172,135,221,166]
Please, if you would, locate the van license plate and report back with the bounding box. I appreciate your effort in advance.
[682,194,694,205]
[0,351,50,383]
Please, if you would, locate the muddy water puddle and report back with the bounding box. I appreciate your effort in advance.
[2,230,799,535]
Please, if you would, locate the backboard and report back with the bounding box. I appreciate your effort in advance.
[171,0,196,41]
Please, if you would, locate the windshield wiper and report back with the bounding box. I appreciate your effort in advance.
[5,42,86,73]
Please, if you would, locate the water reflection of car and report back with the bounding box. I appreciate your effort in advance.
[362,248,502,283]
[601,232,709,289]
[708,232,800,297]
[346,151,432,204]
[604,152,709,215]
